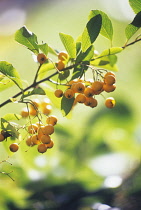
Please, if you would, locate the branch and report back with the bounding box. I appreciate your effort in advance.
[122,38,141,49]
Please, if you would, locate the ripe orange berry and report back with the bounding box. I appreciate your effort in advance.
[42,105,52,115]
[28,124,38,134]
[0,133,5,142]
[64,89,74,99]
[104,75,116,85]
[91,81,103,92]
[30,135,40,145]
[9,143,19,152]
[104,71,115,78]
[103,84,116,92]
[37,53,47,64]
[26,136,34,146]
[43,124,54,135]
[37,126,45,139]
[54,89,63,98]
[74,82,85,93]
[21,107,29,118]
[46,140,54,149]
[56,60,65,70]
[37,144,47,153]
[105,97,116,108]
[84,97,98,107]
[29,107,38,116]
[84,87,95,97]
[75,94,86,103]
[46,115,58,126]
[41,135,51,144]
[58,51,68,61]
[40,98,51,108]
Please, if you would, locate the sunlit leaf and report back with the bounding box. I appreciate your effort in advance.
[1,118,20,139]
[89,10,113,41]
[59,33,76,58]
[0,61,23,89]
[2,114,22,121]
[71,62,89,81]
[21,87,46,99]
[129,0,141,14]
[91,57,118,71]
[99,47,123,57]
[61,95,75,116]
[48,45,58,56]
[38,43,48,55]
[76,45,94,63]
[15,26,39,54]
[82,14,102,52]
[0,76,14,91]
[38,62,55,79]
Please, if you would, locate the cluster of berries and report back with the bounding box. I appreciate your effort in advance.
[26,115,57,153]
[54,71,116,109]
[21,97,52,118]
[0,130,19,152]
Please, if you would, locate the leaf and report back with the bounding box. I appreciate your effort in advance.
[38,43,48,55]
[129,0,141,14]
[21,87,46,99]
[37,62,55,79]
[48,45,58,56]
[89,10,113,41]
[58,70,70,81]
[0,61,23,89]
[91,56,118,71]
[71,62,89,81]
[15,26,39,54]
[82,14,102,52]
[1,118,20,139]
[0,76,14,91]
[76,45,94,63]
[59,33,76,58]
[61,95,75,116]
[125,11,141,40]
[99,47,123,57]
[2,113,22,121]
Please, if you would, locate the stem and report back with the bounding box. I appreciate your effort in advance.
[122,38,141,49]
[0,64,76,108]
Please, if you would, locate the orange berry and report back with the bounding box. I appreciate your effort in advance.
[9,143,19,152]
[64,89,74,99]
[26,136,34,146]
[42,105,52,115]
[75,94,86,103]
[103,84,116,92]
[58,51,68,61]
[28,124,38,134]
[43,124,54,135]
[54,89,63,98]
[30,135,40,145]
[104,71,115,78]
[41,135,51,144]
[46,140,54,149]
[91,81,103,92]
[56,60,65,70]
[37,53,47,64]
[84,97,98,107]
[0,133,5,142]
[105,97,116,108]
[104,75,116,85]
[37,126,45,139]
[74,82,85,93]
[21,107,29,118]
[46,115,58,126]
[37,144,47,153]
[29,107,38,116]
[40,98,51,108]
[84,87,95,97]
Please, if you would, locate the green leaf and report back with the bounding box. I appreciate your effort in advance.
[99,47,123,57]
[89,10,113,41]
[48,45,58,56]
[59,33,76,58]
[38,62,55,79]
[91,56,118,71]
[82,14,102,52]
[0,76,14,91]
[1,118,20,139]
[76,45,94,63]
[38,43,48,55]
[61,95,75,116]
[21,87,46,99]
[58,70,70,81]
[15,26,39,54]
[2,114,22,121]
[125,11,141,40]
[71,62,89,81]
[0,61,23,89]
[129,0,141,14]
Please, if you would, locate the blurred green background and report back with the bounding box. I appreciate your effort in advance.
[1,0,141,209]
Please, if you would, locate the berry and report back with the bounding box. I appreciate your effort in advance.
[75,82,85,93]
[75,94,86,103]
[46,115,58,126]
[30,135,40,145]
[37,53,47,64]
[104,71,115,78]
[64,89,74,99]
[41,135,51,144]
[84,86,95,97]
[9,143,19,152]
[104,75,116,85]
[103,84,116,92]
[91,81,103,92]
[37,126,45,139]
[105,97,116,108]
[37,144,47,153]
[56,60,65,70]
[0,133,5,142]
[28,124,38,134]
[21,107,29,118]
[58,51,68,61]
[46,140,54,149]
[54,89,63,98]
[26,137,34,146]
[42,105,52,115]
[84,97,98,107]
[43,124,54,135]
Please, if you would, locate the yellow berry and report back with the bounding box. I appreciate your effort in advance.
[21,107,29,118]
[58,51,68,61]
[56,60,65,70]
[42,105,52,115]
